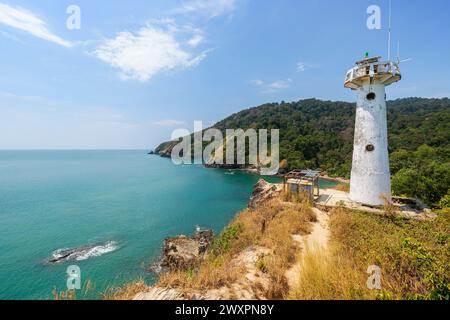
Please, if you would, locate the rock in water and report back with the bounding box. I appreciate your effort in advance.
[156,229,214,272]
[248,179,281,210]
[47,241,118,264]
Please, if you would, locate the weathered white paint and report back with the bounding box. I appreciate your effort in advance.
[349,83,391,205]
[344,56,401,206]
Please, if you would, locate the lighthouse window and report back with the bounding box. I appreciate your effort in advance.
[366,92,376,101]
[366,144,375,152]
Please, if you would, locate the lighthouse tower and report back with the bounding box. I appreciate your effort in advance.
[344,55,401,206]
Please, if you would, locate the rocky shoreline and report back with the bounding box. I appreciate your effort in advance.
[150,140,178,158]
[150,229,215,274]
[149,144,347,182]
[149,146,267,174]
[134,179,283,300]
[150,180,280,276]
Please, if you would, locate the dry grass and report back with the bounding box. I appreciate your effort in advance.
[381,194,399,218]
[102,279,150,300]
[290,207,449,300]
[155,195,316,299]
[334,208,449,300]
[333,183,350,192]
[52,279,96,300]
[158,253,246,291]
[290,245,376,300]
[107,193,449,300]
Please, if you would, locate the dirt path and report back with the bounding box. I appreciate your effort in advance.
[133,207,330,300]
[306,207,330,249]
[285,207,330,289]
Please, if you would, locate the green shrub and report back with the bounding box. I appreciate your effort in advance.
[439,191,450,208]
[211,224,243,255]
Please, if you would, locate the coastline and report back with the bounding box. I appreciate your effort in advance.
[2,150,273,300]
[130,156,344,297]
[111,175,448,301]
[148,152,348,184]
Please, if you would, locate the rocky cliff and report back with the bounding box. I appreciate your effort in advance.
[248,179,283,210]
[151,229,214,273]
[152,140,179,158]
[125,179,319,301]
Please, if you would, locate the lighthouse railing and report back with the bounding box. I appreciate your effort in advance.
[345,61,400,83]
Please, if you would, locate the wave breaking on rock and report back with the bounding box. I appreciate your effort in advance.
[47,241,119,264]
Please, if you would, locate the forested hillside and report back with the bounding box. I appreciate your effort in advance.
[154,98,450,205]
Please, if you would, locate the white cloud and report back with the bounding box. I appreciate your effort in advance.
[187,34,203,47]
[0,3,72,47]
[267,79,292,90]
[92,0,238,82]
[0,90,59,104]
[173,0,236,19]
[94,23,210,82]
[297,62,312,72]
[153,119,186,126]
[250,79,264,86]
[251,79,292,93]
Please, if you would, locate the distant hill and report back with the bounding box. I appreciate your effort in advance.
[153,98,450,205]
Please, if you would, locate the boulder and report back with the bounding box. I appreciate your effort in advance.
[156,229,214,272]
[248,179,281,210]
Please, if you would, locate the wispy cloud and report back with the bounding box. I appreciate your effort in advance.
[0,3,72,47]
[251,78,292,93]
[94,1,237,82]
[297,61,312,72]
[173,0,236,19]
[267,79,292,90]
[0,90,56,104]
[94,21,210,82]
[250,79,264,86]
[187,34,204,47]
[0,29,25,44]
[153,119,186,126]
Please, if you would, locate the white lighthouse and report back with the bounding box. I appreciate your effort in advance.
[344,55,401,206]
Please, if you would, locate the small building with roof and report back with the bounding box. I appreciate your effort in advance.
[284,169,320,201]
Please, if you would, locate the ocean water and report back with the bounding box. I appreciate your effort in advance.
[0,150,336,300]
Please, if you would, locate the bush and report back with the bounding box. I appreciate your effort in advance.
[439,191,450,208]
[391,145,450,205]
[211,224,243,256]
[324,208,450,300]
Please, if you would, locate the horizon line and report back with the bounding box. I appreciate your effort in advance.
[0,149,150,151]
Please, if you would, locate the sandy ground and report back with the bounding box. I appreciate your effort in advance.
[285,207,330,289]
[316,188,435,220]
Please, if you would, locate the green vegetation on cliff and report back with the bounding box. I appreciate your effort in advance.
[108,191,449,300]
[291,206,449,300]
[154,98,450,205]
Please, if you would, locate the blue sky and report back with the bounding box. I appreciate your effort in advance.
[0,0,449,149]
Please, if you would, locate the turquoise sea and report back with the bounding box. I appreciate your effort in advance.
[0,150,336,300]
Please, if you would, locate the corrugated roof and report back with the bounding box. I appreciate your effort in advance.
[299,169,320,178]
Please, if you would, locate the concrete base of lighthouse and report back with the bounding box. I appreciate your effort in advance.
[349,83,391,206]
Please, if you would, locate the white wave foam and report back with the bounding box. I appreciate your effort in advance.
[52,249,68,259]
[50,241,119,263]
[75,241,118,261]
